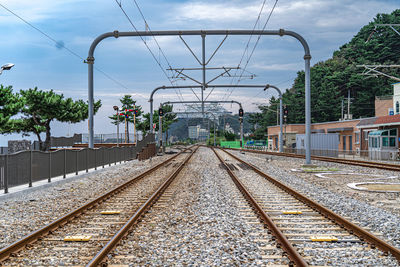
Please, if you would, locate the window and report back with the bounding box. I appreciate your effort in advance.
[355,132,360,144]
[390,129,397,136]
[364,130,370,140]
[397,101,399,114]
[390,137,396,147]
[383,137,389,147]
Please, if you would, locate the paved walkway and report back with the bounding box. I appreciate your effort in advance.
[0,161,127,200]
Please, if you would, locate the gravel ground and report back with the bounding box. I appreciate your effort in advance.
[109,147,290,266]
[221,151,399,266]
[230,149,400,250]
[0,154,173,250]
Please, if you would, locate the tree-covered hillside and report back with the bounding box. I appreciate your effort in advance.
[251,9,400,139]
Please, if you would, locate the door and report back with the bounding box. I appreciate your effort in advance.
[349,136,353,151]
[343,135,346,152]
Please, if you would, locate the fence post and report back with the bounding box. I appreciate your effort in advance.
[76,150,79,175]
[4,154,8,194]
[94,148,97,170]
[64,149,66,178]
[102,149,104,168]
[86,149,89,173]
[29,150,33,187]
[115,148,117,165]
[48,152,51,183]
[109,149,111,167]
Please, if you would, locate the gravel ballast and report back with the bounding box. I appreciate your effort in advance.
[229,149,400,250]
[109,147,289,266]
[0,154,172,250]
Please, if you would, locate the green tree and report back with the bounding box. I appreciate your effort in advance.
[13,87,101,151]
[0,85,22,133]
[140,104,177,141]
[250,9,400,138]
[224,131,236,141]
[109,95,142,143]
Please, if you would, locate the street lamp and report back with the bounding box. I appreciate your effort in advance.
[0,63,14,75]
[113,105,120,147]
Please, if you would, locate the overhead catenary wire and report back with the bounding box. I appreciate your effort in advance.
[131,0,185,102]
[224,0,279,101]
[115,0,185,103]
[0,3,133,92]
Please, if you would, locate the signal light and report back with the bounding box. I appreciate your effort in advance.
[159,108,164,117]
[239,108,244,117]
[283,106,288,116]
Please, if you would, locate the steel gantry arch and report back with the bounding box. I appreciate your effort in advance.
[87,29,311,164]
[149,84,284,152]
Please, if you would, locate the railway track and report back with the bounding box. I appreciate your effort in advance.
[231,148,400,171]
[213,147,400,266]
[0,146,198,266]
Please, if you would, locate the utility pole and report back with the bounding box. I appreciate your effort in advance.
[347,89,351,119]
[341,99,344,121]
[133,105,136,144]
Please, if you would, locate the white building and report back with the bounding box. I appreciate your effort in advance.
[198,128,209,141]
[188,125,200,139]
[393,82,400,114]
[188,125,208,140]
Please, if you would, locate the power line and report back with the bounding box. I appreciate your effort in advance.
[115,0,185,102]
[230,0,267,83]
[131,0,186,102]
[221,0,268,101]
[0,3,132,91]
[224,0,279,100]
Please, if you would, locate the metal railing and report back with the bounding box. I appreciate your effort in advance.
[0,134,155,193]
[245,145,400,162]
[81,133,142,144]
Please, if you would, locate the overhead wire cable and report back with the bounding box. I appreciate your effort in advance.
[115,0,185,102]
[0,3,134,92]
[224,0,279,100]
[131,0,186,102]
[220,0,268,101]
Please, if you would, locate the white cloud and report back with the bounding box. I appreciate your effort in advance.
[172,1,260,23]
[250,62,303,71]
[0,0,83,23]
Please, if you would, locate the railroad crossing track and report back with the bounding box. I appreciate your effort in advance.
[230,148,400,171]
[213,147,400,266]
[0,146,198,266]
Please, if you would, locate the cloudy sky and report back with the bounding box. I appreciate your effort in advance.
[0,0,398,145]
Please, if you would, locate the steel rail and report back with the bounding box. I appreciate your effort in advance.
[0,146,193,263]
[231,148,400,171]
[221,148,400,262]
[211,147,308,267]
[87,146,199,266]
